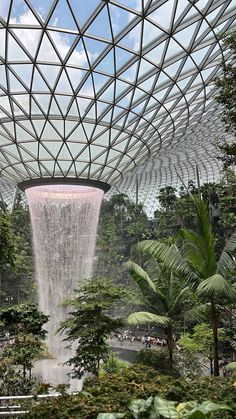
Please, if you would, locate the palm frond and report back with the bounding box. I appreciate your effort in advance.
[184,303,210,323]
[197,274,236,301]
[126,311,170,326]
[217,231,236,276]
[124,260,156,292]
[137,240,199,285]
[169,286,191,315]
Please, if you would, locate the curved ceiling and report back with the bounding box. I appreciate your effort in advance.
[0,0,235,208]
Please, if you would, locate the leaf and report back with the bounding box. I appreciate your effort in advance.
[126,311,170,326]
[129,396,153,418]
[97,414,125,418]
[124,260,156,292]
[153,396,179,418]
[197,274,236,300]
[197,400,232,413]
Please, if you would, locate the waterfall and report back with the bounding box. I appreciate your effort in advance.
[26,184,104,390]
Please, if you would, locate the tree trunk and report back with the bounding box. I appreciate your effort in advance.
[166,324,174,370]
[211,301,219,376]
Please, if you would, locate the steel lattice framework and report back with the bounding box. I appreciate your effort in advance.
[0,0,236,214]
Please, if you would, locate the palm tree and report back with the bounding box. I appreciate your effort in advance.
[137,198,236,376]
[125,253,191,368]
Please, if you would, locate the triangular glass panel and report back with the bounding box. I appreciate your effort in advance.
[164,62,178,78]
[86,7,112,41]
[76,147,90,161]
[30,96,45,116]
[66,67,88,90]
[9,72,26,92]
[78,75,94,97]
[41,122,62,141]
[119,22,142,52]
[99,81,115,101]
[115,47,135,71]
[65,121,79,138]
[48,0,77,31]
[138,58,155,78]
[93,131,109,148]
[83,36,108,65]
[93,72,110,94]
[55,95,72,116]
[11,64,33,90]
[174,0,190,24]
[34,94,51,113]
[12,28,42,58]
[0,66,7,89]
[0,97,12,118]
[41,141,61,158]
[57,160,72,176]
[67,142,86,158]
[83,122,95,139]
[38,65,60,89]
[68,0,100,28]
[95,50,115,75]
[143,21,162,47]
[120,61,139,83]
[67,99,78,117]
[48,31,77,60]
[173,23,198,49]
[84,104,96,120]
[55,70,73,94]
[115,79,129,97]
[37,34,60,63]
[10,0,39,25]
[67,39,89,68]
[77,96,92,117]
[67,124,87,142]
[20,142,38,159]
[14,94,30,114]
[0,29,6,57]
[32,68,50,92]
[117,91,132,108]
[0,0,10,21]
[57,144,72,160]
[50,119,64,136]
[191,46,210,66]
[7,34,29,61]
[108,3,133,36]
[138,75,156,92]
[101,109,112,123]
[15,124,33,141]
[149,0,175,31]
[32,120,45,137]
[145,41,166,65]
[30,0,54,21]
[165,38,184,60]
[48,97,62,116]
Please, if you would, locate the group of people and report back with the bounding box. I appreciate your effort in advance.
[113,330,168,347]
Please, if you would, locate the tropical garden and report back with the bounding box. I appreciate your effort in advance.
[0,32,236,418]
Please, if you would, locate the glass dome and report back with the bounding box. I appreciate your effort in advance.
[0,0,235,203]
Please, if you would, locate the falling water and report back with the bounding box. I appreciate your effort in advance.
[25,184,104,390]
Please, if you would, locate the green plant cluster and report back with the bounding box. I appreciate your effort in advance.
[24,365,236,419]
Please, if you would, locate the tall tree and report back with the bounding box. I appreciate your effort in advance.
[125,254,191,367]
[214,31,236,168]
[59,277,124,379]
[137,198,236,376]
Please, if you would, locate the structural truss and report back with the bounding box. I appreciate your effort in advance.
[0,0,236,213]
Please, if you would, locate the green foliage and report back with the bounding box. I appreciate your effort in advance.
[24,365,236,418]
[0,303,48,389]
[59,277,124,379]
[214,31,236,136]
[0,209,15,272]
[0,303,49,338]
[134,349,175,375]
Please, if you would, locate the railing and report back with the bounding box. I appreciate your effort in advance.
[0,394,59,417]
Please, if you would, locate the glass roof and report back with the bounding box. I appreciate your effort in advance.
[0,0,236,208]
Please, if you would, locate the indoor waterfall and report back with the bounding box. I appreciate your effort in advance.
[25,184,104,391]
